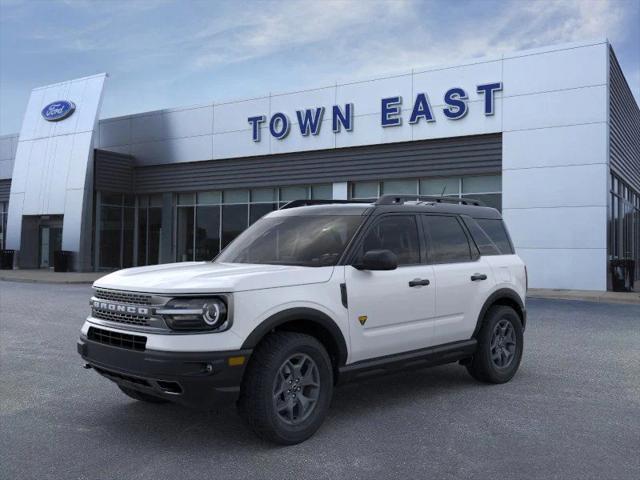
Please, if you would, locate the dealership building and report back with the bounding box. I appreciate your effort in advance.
[0,39,638,291]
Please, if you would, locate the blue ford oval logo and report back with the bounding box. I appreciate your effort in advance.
[41,100,76,122]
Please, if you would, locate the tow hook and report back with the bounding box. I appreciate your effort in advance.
[83,363,92,370]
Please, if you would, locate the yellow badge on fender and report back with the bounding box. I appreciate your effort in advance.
[358,315,368,326]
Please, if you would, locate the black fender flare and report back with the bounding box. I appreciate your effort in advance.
[241,307,349,366]
[472,288,526,338]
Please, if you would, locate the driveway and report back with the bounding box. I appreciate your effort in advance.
[1,281,638,479]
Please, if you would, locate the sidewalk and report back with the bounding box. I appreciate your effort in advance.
[0,269,106,284]
[527,288,640,305]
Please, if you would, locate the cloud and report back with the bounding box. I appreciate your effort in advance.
[188,0,413,70]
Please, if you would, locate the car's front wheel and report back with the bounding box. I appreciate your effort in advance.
[238,332,333,445]
[466,305,524,383]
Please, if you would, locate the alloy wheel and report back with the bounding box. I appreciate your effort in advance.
[490,319,517,369]
[272,353,321,425]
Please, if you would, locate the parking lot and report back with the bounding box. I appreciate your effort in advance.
[1,280,638,480]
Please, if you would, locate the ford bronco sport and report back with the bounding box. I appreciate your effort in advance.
[78,194,526,444]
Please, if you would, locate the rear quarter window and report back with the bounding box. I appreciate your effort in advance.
[474,218,514,255]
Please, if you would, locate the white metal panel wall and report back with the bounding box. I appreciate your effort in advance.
[501,42,609,290]
[6,73,106,270]
[90,40,613,289]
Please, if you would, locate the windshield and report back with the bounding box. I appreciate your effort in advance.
[215,215,363,267]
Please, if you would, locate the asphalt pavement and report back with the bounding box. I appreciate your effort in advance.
[1,281,638,480]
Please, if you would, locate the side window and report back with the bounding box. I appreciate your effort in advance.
[359,216,420,265]
[476,219,514,254]
[422,215,472,264]
[463,217,501,256]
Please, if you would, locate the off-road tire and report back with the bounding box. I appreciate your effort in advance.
[118,385,169,404]
[238,332,334,445]
[467,305,523,383]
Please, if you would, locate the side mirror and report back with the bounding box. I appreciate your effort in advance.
[353,249,398,271]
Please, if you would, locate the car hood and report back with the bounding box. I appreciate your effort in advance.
[93,262,335,294]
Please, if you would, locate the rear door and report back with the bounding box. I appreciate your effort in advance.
[421,214,495,345]
[345,214,436,362]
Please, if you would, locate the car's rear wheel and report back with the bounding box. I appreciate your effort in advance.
[118,385,169,404]
[238,332,333,445]
[466,305,523,384]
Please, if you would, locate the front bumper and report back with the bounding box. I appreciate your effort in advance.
[77,335,252,409]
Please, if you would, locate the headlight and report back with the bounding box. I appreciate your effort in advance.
[156,297,229,332]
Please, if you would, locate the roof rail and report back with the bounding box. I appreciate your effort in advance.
[279,199,373,209]
[375,195,486,206]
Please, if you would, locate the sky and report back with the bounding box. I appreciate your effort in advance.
[0,0,638,135]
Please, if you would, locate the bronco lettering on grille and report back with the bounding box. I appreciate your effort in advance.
[92,300,149,316]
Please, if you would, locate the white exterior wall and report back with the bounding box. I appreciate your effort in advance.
[501,43,609,290]
[6,73,107,269]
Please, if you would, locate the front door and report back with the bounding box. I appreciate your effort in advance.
[345,214,437,363]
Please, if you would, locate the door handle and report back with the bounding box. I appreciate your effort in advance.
[471,273,487,281]
[409,278,430,287]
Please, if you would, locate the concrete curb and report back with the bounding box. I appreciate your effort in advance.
[527,289,640,306]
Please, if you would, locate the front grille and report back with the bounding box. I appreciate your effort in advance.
[94,289,152,305]
[92,309,151,327]
[88,327,147,351]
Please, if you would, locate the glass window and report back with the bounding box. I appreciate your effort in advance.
[250,203,277,224]
[420,177,460,196]
[102,193,123,206]
[222,204,248,248]
[147,207,162,264]
[99,205,122,269]
[0,202,6,250]
[137,208,148,266]
[251,188,277,203]
[360,216,420,265]
[176,207,195,261]
[178,193,195,205]
[462,175,501,194]
[217,215,363,267]
[462,193,502,211]
[280,186,309,202]
[149,194,163,208]
[423,215,472,264]
[195,205,221,260]
[351,181,378,199]
[463,218,501,256]
[197,191,222,205]
[224,189,249,204]
[311,184,333,199]
[381,179,417,195]
[122,206,134,268]
[475,219,514,254]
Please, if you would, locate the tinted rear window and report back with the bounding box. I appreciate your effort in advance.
[422,215,472,264]
[475,218,514,255]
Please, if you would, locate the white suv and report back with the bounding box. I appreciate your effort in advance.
[78,195,527,444]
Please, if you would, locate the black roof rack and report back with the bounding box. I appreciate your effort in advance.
[280,199,373,209]
[375,195,486,206]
